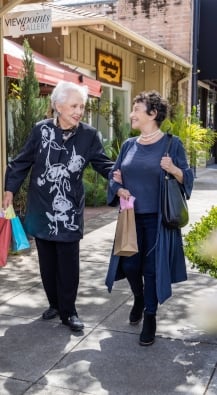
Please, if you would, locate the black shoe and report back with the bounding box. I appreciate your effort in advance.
[62,315,84,332]
[139,312,156,346]
[129,294,144,325]
[42,307,59,320]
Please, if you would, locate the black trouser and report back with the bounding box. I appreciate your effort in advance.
[121,213,158,315]
[35,238,80,321]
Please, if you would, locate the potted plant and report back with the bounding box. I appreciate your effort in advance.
[161,105,216,174]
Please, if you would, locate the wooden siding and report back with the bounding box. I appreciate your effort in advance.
[64,28,137,83]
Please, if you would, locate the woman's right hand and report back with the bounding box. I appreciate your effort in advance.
[2,191,13,210]
[113,169,122,184]
[117,188,131,200]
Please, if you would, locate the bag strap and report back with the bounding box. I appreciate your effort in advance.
[164,134,173,179]
[165,133,173,156]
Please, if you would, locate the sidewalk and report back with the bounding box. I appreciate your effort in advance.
[0,166,217,395]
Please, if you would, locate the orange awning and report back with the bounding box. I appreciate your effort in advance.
[3,38,101,98]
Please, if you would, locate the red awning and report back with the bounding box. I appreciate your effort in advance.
[3,38,101,98]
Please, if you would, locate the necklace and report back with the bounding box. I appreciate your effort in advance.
[62,127,77,141]
[53,118,77,141]
[140,129,161,142]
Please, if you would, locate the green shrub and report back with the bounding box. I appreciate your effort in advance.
[161,105,216,169]
[83,165,108,206]
[184,206,217,278]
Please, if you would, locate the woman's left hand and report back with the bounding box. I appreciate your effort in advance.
[160,155,176,174]
[160,155,183,183]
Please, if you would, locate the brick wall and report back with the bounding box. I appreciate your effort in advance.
[90,0,193,63]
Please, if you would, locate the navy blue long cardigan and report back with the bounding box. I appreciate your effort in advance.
[105,134,194,304]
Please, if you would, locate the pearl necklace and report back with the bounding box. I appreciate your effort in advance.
[139,129,161,142]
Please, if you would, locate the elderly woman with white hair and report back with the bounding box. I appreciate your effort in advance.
[3,81,114,332]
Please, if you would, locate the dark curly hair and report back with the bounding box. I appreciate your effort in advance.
[132,90,168,127]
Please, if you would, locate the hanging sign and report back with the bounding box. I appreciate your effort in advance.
[54,0,115,4]
[4,9,52,37]
[96,49,122,86]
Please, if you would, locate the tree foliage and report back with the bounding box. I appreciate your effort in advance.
[161,105,216,168]
[8,39,48,157]
[7,38,49,214]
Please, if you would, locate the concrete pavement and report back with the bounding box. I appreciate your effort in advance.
[1,166,217,395]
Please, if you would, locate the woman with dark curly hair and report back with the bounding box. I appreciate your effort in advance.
[106,90,194,346]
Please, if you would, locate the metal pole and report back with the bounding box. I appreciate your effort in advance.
[191,0,200,109]
[191,0,201,177]
[0,15,7,207]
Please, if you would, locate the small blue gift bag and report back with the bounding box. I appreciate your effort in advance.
[10,216,30,252]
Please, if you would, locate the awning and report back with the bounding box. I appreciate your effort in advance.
[3,38,102,97]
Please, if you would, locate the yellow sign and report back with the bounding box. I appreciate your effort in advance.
[96,50,122,86]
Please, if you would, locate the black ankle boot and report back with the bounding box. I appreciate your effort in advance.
[139,311,156,346]
[129,294,144,325]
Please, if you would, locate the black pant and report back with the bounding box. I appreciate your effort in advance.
[35,238,80,320]
[121,213,158,315]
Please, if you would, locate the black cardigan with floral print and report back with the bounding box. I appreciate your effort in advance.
[5,119,114,241]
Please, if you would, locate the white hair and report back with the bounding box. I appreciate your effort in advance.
[50,81,89,109]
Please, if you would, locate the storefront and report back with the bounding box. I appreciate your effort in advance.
[4,37,102,96]
[0,1,191,205]
[9,4,191,137]
[0,0,52,204]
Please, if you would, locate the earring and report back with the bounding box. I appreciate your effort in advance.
[53,110,60,126]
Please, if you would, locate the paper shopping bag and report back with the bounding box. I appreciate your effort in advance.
[11,216,30,252]
[113,206,138,257]
[0,217,12,266]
